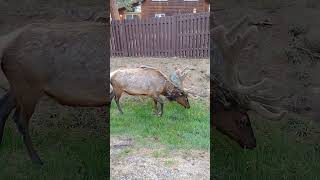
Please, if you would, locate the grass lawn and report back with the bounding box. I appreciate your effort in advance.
[213,113,320,180]
[110,98,210,150]
[0,107,108,180]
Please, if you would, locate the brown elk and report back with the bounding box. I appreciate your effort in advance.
[0,22,109,165]
[110,66,190,116]
[211,16,287,149]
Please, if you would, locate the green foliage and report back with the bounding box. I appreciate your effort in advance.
[116,0,143,11]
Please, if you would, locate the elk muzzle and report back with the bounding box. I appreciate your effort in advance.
[176,96,190,109]
[214,108,256,149]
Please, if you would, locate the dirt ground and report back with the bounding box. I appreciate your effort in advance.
[111,57,210,101]
[111,136,210,180]
[110,57,210,179]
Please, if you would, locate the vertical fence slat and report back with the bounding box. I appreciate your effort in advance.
[145,19,151,56]
[172,16,176,57]
[157,17,160,57]
[205,13,209,57]
[132,18,137,57]
[197,16,201,58]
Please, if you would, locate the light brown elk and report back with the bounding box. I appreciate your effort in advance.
[0,22,109,165]
[211,16,286,149]
[110,66,190,116]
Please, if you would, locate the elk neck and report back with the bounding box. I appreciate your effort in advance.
[162,80,180,101]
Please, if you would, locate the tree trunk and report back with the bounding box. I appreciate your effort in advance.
[110,0,120,20]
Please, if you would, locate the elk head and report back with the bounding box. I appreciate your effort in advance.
[174,90,190,109]
[165,84,190,109]
[168,65,195,109]
[211,16,287,148]
[213,100,256,149]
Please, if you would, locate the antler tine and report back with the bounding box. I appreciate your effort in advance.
[181,66,190,74]
[230,25,258,58]
[226,15,250,39]
[183,85,199,99]
[249,100,287,121]
[181,68,191,81]
[250,94,285,105]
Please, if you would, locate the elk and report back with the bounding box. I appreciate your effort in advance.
[0,22,109,165]
[110,66,190,116]
[211,16,287,149]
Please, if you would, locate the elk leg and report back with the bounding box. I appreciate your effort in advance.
[14,97,42,165]
[152,98,158,115]
[0,91,16,145]
[114,91,123,114]
[154,96,164,117]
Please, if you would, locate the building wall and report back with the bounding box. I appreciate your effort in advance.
[141,0,209,18]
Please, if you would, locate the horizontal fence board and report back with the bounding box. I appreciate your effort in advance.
[110,12,209,59]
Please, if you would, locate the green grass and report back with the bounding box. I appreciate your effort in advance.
[110,98,210,150]
[213,114,320,180]
[0,108,108,180]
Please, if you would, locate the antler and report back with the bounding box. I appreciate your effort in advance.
[170,66,198,98]
[212,16,286,120]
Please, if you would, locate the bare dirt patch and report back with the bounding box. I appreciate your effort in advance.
[111,136,210,180]
[111,57,210,102]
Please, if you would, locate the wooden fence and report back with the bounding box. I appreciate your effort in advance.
[110,12,210,58]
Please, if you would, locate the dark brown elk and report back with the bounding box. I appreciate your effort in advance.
[0,22,109,165]
[110,66,190,116]
[211,16,287,149]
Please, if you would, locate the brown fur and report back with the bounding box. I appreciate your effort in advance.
[212,101,256,149]
[0,22,110,165]
[110,66,190,116]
